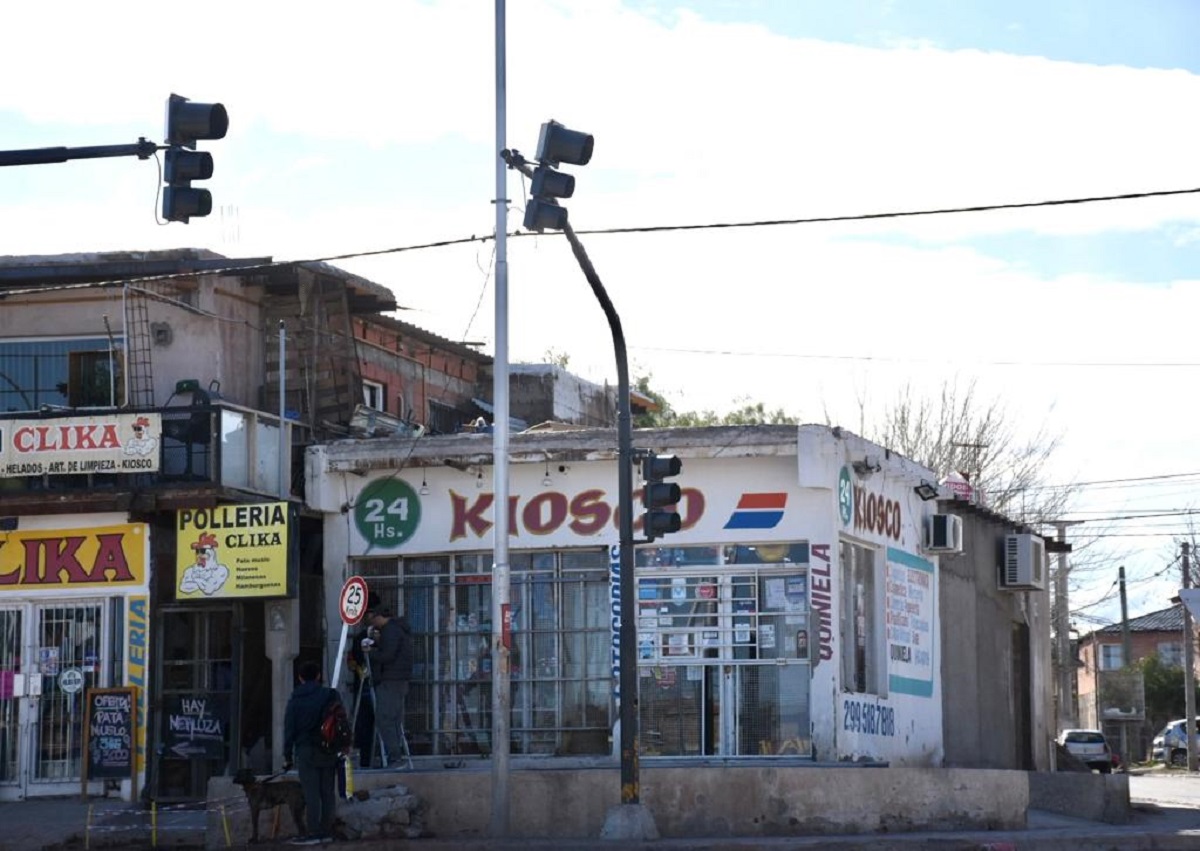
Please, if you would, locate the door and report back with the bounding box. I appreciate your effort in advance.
[636,569,811,757]
[0,601,107,800]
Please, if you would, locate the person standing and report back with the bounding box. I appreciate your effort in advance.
[283,660,340,844]
[365,604,413,768]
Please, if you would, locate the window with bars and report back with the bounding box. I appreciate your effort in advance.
[348,549,611,757]
[0,338,118,412]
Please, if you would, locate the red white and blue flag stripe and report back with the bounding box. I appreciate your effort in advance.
[723,493,787,529]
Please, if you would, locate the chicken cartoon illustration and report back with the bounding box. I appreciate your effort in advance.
[123,415,159,456]
[179,532,230,596]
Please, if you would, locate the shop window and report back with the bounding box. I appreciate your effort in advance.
[349,549,610,757]
[840,540,882,694]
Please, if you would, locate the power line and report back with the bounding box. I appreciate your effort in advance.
[1021,471,1200,492]
[571,186,1200,238]
[3,186,1199,296]
[629,343,1200,369]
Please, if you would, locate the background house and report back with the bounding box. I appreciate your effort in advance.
[1076,604,1187,762]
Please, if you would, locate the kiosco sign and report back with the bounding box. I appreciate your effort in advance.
[0,414,162,476]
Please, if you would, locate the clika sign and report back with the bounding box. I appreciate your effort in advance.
[839,466,901,541]
[450,488,706,541]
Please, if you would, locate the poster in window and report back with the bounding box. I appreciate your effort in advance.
[663,633,693,657]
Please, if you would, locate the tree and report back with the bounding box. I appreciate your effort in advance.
[632,375,798,428]
[1137,654,1198,736]
[865,378,1068,524]
[862,377,1128,592]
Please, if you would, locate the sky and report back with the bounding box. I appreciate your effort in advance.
[1,0,1198,628]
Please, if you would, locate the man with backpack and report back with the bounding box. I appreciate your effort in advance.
[363,604,413,768]
[283,660,342,844]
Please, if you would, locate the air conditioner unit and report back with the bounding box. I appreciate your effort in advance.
[1001,533,1046,591]
[924,514,963,553]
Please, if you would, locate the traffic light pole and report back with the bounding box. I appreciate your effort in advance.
[504,141,656,838]
[0,138,159,167]
[560,221,642,804]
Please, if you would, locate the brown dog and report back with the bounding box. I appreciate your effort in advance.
[232,767,306,843]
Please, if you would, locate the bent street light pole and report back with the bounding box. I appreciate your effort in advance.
[560,221,640,802]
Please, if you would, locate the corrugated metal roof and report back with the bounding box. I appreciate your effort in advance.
[0,249,401,314]
[1095,604,1184,634]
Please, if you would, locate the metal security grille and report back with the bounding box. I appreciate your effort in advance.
[350,542,812,760]
[635,543,812,758]
[0,609,19,783]
[350,549,612,757]
[33,604,103,782]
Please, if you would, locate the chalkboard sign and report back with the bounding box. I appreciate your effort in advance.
[164,693,228,760]
[84,687,136,781]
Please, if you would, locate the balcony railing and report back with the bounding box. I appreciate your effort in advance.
[0,402,308,503]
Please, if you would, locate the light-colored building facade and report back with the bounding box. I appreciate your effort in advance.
[308,424,949,764]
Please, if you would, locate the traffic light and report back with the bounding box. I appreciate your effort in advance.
[165,94,228,149]
[162,94,227,223]
[640,452,683,542]
[523,119,593,232]
[162,149,214,222]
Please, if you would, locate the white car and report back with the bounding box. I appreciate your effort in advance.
[1057,729,1113,773]
[1152,718,1200,766]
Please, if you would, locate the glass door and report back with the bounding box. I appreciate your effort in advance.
[635,568,811,758]
[30,602,104,794]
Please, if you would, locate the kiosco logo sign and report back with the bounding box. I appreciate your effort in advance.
[839,465,901,540]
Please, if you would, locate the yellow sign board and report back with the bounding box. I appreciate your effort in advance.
[175,503,290,599]
[0,524,146,588]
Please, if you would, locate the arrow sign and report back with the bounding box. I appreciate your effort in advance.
[171,742,210,758]
[1180,589,1200,620]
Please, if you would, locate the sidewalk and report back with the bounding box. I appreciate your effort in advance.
[4,793,1199,851]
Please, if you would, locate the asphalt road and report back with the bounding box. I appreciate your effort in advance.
[1130,770,1200,808]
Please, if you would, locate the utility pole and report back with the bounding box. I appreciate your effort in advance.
[1118,565,1131,765]
[490,0,513,835]
[1051,520,1083,732]
[1119,567,1132,668]
[1184,543,1196,772]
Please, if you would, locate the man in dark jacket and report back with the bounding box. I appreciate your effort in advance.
[364,605,412,768]
[283,660,340,844]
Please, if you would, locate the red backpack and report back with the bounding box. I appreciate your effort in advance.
[319,694,353,755]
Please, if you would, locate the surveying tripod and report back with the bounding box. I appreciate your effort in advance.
[354,644,413,770]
